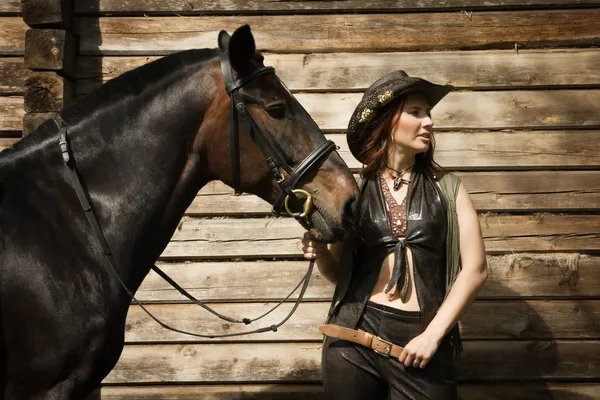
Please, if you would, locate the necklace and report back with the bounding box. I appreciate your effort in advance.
[385,163,414,191]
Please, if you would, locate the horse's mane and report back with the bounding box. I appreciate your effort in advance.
[0,48,219,168]
[62,48,219,124]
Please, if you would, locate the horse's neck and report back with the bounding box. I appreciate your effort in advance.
[7,67,216,292]
[80,76,217,288]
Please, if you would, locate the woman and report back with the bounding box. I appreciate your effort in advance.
[302,70,488,399]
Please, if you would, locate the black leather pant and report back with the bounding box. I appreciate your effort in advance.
[322,301,457,400]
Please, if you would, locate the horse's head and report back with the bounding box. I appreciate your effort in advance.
[200,25,358,242]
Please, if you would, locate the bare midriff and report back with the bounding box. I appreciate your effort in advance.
[368,173,421,311]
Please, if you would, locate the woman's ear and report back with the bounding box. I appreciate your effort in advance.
[228,25,256,75]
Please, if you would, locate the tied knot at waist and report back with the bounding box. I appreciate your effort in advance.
[383,240,409,299]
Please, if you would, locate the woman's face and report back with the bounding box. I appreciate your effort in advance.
[389,93,433,155]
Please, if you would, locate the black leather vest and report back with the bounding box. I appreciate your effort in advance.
[329,165,448,331]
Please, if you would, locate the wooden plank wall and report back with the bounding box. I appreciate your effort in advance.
[13,0,600,398]
[0,2,26,144]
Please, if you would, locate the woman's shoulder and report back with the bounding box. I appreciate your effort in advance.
[434,170,461,185]
[434,170,462,202]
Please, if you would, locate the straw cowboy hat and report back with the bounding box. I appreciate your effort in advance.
[347,70,453,163]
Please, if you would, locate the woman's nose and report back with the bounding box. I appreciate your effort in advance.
[422,116,433,128]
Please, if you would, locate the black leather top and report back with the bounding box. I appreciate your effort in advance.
[329,164,448,330]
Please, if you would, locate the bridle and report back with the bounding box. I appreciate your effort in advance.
[219,51,337,218]
[53,50,338,338]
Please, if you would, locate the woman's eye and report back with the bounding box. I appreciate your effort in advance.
[266,104,286,119]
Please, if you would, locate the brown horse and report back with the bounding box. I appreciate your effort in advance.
[0,25,358,399]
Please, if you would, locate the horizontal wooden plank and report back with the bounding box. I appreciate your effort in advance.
[161,215,600,259]
[333,131,600,169]
[122,300,600,343]
[5,128,600,170]
[76,49,600,93]
[0,58,25,94]
[190,171,600,215]
[72,89,600,131]
[458,383,600,400]
[295,91,600,131]
[76,0,600,14]
[98,383,600,400]
[0,18,27,55]
[456,171,600,211]
[136,255,600,302]
[0,96,24,132]
[460,300,600,339]
[74,11,600,55]
[0,1,20,14]
[104,340,600,383]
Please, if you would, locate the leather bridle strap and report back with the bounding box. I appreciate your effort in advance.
[273,139,337,213]
[54,114,316,337]
[219,51,337,215]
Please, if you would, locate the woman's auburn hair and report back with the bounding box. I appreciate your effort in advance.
[356,94,445,180]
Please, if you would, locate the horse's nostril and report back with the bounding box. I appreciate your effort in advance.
[342,194,357,228]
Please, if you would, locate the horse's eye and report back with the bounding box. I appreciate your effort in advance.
[266,103,286,119]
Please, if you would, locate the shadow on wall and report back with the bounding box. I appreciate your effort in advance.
[75,0,101,104]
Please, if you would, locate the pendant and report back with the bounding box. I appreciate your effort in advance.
[393,175,402,191]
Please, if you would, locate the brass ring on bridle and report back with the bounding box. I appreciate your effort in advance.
[284,189,313,219]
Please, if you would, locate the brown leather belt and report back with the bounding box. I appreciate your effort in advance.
[319,324,405,358]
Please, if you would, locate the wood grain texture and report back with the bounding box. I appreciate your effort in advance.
[189,171,600,215]
[0,1,21,14]
[104,340,600,383]
[75,49,600,93]
[24,71,74,112]
[122,300,600,343]
[135,255,600,303]
[0,58,26,94]
[74,85,600,130]
[23,112,58,135]
[3,129,600,169]
[293,91,600,131]
[74,0,600,14]
[331,131,600,169]
[98,383,600,400]
[160,215,600,259]
[22,0,73,29]
[0,138,19,151]
[74,11,600,55]
[24,29,76,76]
[0,18,28,55]
[0,97,24,132]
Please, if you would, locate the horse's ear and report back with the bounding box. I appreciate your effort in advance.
[228,25,255,74]
[218,30,231,51]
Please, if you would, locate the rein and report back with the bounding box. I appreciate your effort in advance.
[53,50,336,338]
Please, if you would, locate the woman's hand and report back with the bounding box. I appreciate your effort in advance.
[398,331,442,369]
[301,232,328,260]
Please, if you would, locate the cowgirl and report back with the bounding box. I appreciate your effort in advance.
[302,71,488,399]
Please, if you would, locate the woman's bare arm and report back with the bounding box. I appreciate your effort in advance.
[424,181,488,343]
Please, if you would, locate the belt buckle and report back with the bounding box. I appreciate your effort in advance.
[373,336,393,357]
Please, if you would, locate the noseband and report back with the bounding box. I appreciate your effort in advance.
[219,51,337,220]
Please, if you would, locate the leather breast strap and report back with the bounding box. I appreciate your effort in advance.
[320,324,405,359]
